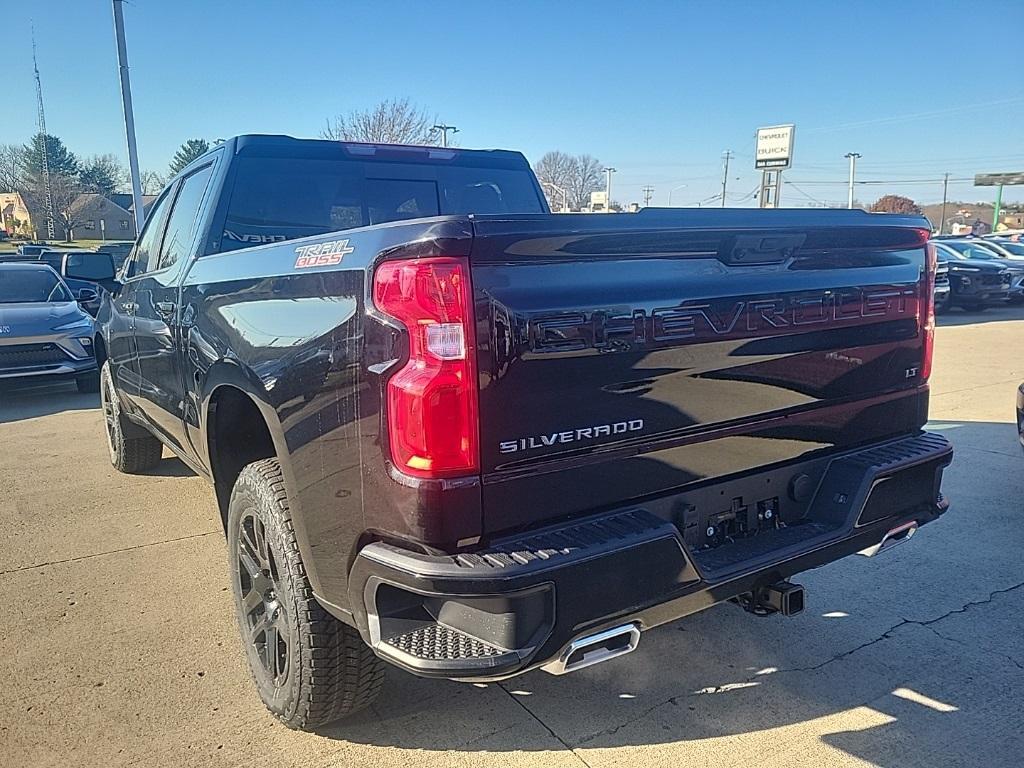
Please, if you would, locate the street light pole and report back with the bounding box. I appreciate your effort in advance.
[668,183,687,206]
[542,182,568,212]
[112,0,145,231]
[844,152,861,209]
[432,124,459,147]
[993,183,1004,231]
[939,172,949,235]
[605,167,616,212]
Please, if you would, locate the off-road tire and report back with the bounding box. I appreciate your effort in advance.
[227,458,384,730]
[100,361,162,473]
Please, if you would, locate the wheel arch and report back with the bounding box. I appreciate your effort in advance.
[202,361,289,531]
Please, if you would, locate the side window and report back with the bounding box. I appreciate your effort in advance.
[126,187,175,279]
[157,165,214,272]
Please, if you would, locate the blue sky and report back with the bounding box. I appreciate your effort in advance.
[4,0,1023,208]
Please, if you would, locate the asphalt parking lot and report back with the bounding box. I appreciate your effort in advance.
[2,305,1023,768]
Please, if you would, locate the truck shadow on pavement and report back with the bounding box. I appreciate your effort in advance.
[0,378,194,476]
[936,302,1024,327]
[313,419,1023,766]
[0,379,99,423]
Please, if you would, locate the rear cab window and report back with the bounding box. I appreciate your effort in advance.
[64,253,114,280]
[217,148,545,253]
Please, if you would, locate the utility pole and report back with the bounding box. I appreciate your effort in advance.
[641,185,654,207]
[31,27,55,240]
[993,183,1003,231]
[720,151,733,208]
[844,152,861,209]
[605,167,616,212]
[939,173,949,235]
[112,0,146,232]
[432,124,459,147]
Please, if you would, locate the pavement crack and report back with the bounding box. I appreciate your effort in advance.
[573,696,682,746]
[919,623,1024,672]
[752,581,1024,678]
[574,582,1024,747]
[497,682,592,766]
[0,530,221,575]
[914,581,1024,627]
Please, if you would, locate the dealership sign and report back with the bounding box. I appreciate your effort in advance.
[974,172,1024,187]
[755,125,795,170]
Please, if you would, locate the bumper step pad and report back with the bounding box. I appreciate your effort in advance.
[384,624,504,661]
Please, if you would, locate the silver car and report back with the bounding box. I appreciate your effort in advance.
[0,263,99,392]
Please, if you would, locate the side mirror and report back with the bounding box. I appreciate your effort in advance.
[77,287,99,304]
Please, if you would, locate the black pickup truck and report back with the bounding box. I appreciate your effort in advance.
[95,135,952,730]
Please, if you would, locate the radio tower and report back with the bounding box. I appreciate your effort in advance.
[32,27,55,240]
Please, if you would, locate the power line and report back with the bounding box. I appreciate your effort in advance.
[802,96,1024,135]
[786,183,827,205]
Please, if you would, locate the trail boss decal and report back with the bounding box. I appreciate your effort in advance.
[294,239,355,268]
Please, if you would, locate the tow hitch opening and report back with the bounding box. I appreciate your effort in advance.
[734,580,806,617]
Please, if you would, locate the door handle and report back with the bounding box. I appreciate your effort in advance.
[122,301,137,314]
[156,301,177,317]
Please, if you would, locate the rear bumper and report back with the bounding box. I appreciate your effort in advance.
[344,432,953,681]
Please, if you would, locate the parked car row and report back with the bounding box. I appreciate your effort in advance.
[0,247,118,316]
[932,236,1024,313]
[0,262,99,392]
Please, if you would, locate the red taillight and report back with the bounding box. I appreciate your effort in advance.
[921,238,936,381]
[373,257,479,478]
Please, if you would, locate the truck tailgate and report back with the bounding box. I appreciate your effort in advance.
[469,210,932,535]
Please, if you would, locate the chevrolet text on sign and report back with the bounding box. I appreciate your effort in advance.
[755,124,795,170]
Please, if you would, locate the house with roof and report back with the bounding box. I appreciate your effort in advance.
[52,192,157,241]
[0,192,32,237]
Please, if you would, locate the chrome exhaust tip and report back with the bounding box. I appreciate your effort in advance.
[541,623,641,676]
[859,520,918,557]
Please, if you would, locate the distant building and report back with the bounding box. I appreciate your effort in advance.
[56,193,135,241]
[0,192,32,236]
[1001,211,1024,230]
[50,192,157,241]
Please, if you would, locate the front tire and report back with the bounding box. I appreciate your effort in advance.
[100,361,162,473]
[227,458,384,730]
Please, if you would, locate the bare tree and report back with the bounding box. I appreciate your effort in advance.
[79,154,128,196]
[34,173,86,242]
[141,169,168,195]
[533,152,605,210]
[322,98,441,145]
[0,143,24,191]
[534,151,575,209]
